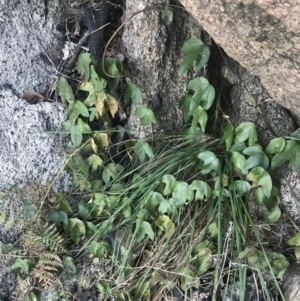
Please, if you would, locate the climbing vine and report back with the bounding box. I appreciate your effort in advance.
[2,34,300,300]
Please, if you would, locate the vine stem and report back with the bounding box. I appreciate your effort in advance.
[34,138,91,221]
[101,3,184,79]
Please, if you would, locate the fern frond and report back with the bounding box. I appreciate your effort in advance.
[12,276,34,301]
[39,252,63,268]
[31,253,63,289]
[20,231,46,256]
[42,224,66,253]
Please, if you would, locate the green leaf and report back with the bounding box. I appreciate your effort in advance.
[81,82,98,107]
[62,256,76,274]
[189,106,207,132]
[265,137,286,154]
[161,7,173,23]
[90,241,111,259]
[133,140,154,162]
[266,206,281,223]
[266,252,289,278]
[57,77,74,105]
[1,243,14,254]
[179,94,194,122]
[107,62,120,90]
[231,152,248,175]
[238,247,254,260]
[158,198,178,220]
[71,125,83,147]
[144,191,165,215]
[194,46,210,72]
[262,186,280,210]
[78,200,93,220]
[208,222,218,238]
[197,151,220,175]
[187,77,215,110]
[14,258,31,274]
[243,146,269,170]
[235,122,257,146]
[178,38,210,76]
[48,210,68,226]
[235,180,251,196]
[230,141,246,152]
[77,53,92,81]
[220,124,235,151]
[180,267,198,290]
[91,65,106,91]
[272,139,300,170]
[70,155,89,178]
[87,154,103,171]
[285,140,300,170]
[56,193,73,213]
[73,172,91,192]
[67,218,86,244]
[195,248,212,276]
[161,174,177,196]
[124,83,141,106]
[291,129,300,139]
[102,163,124,184]
[73,100,89,117]
[189,180,211,200]
[287,233,300,246]
[77,118,92,133]
[122,197,131,219]
[134,106,157,125]
[61,120,72,136]
[136,220,155,242]
[246,167,272,197]
[89,107,99,122]
[171,181,190,204]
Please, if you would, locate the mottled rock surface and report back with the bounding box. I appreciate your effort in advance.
[0,0,71,193]
[0,0,72,299]
[180,0,300,116]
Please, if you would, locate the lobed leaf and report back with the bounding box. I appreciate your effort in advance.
[235,122,257,146]
[124,83,141,106]
[57,77,74,105]
[197,151,220,175]
[77,53,92,81]
[134,106,157,125]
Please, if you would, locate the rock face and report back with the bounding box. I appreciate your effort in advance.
[0,0,71,193]
[179,0,300,117]
[0,1,71,299]
[121,0,208,137]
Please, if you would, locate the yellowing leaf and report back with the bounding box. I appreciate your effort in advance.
[91,133,109,153]
[105,94,118,118]
[155,215,175,235]
[95,95,105,117]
